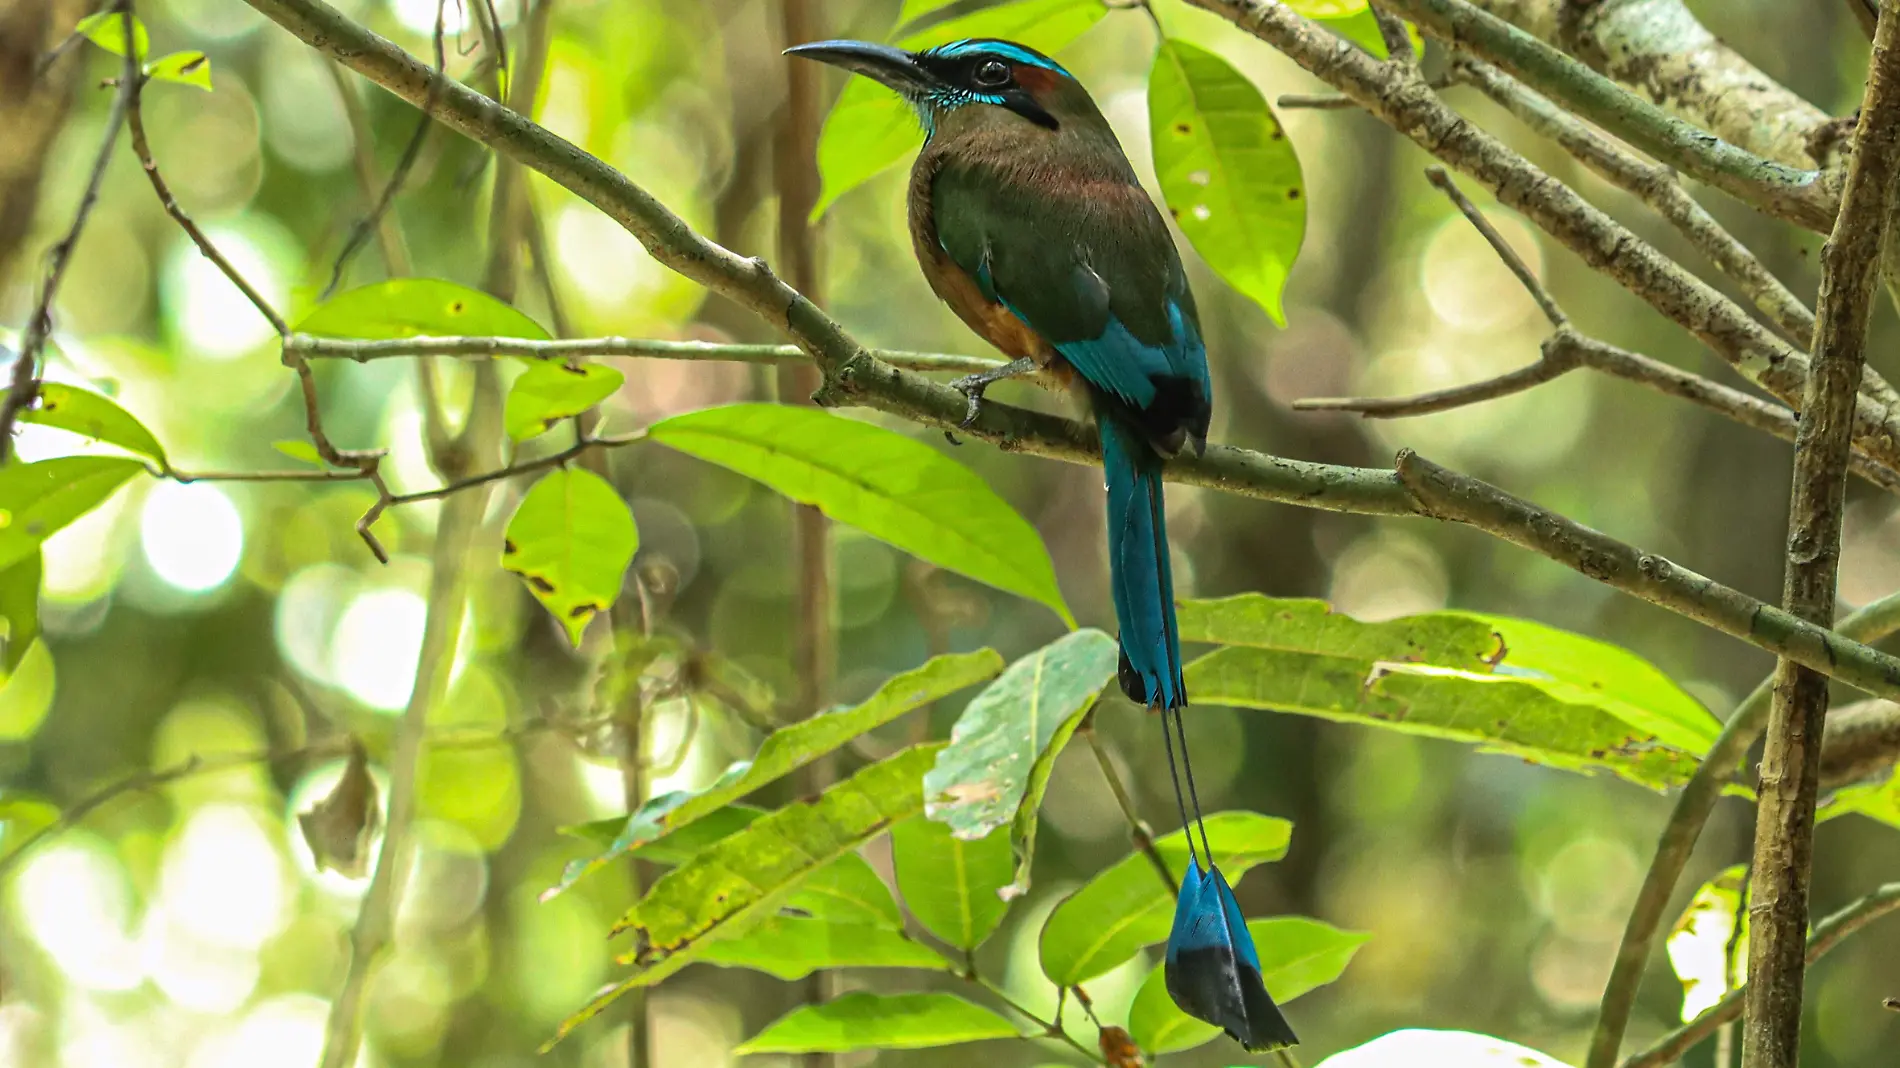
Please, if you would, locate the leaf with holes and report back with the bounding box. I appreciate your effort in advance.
[1149,39,1306,325]
[1127,916,1366,1054]
[294,279,550,340]
[892,817,1013,951]
[1666,865,1747,1022]
[546,745,942,1048]
[22,384,166,466]
[924,628,1117,899]
[700,916,948,980]
[652,404,1073,625]
[0,457,144,574]
[1179,594,1716,789]
[544,650,1000,899]
[504,362,625,440]
[737,992,1022,1054]
[1039,810,1292,985]
[811,0,1109,219]
[145,50,212,90]
[501,468,636,646]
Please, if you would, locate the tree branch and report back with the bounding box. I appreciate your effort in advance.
[1584,587,1900,1068]
[1619,881,1900,1068]
[1185,0,1900,483]
[1467,0,1834,172]
[1742,9,1900,1065]
[283,333,1004,373]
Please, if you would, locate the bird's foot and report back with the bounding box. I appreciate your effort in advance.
[947,375,990,429]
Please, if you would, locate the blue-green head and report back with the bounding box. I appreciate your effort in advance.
[785,37,1080,133]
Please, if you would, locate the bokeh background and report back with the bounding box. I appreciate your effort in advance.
[2,0,1898,1066]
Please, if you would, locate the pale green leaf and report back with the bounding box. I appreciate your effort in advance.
[504,362,624,441]
[811,0,1109,219]
[1323,8,1423,59]
[892,818,1012,951]
[22,383,167,465]
[145,50,212,90]
[1149,39,1306,325]
[544,650,1001,899]
[549,745,943,1046]
[923,629,1117,898]
[652,404,1073,625]
[1289,0,1368,15]
[1038,810,1291,985]
[0,457,145,573]
[294,279,550,340]
[0,640,55,742]
[1127,916,1366,1054]
[501,468,637,645]
[736,992,1021,1054]
[700,916,948,980]
[272,440,328,466]
[787,852,905,929]
[1179,595,1715,789]
[0,552,40,671]
[1666,865,1746,1022]
[1313,1029,1575,1067]
[75,11,149,59]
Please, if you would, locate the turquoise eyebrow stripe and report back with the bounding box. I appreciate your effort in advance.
[925,39,1071,76]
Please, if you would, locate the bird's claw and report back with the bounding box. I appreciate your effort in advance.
[948,375,988,429]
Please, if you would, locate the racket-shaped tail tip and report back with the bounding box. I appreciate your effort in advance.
[1163,863,1299,1052]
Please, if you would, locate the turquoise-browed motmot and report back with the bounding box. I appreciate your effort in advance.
[787,37,1298,1053]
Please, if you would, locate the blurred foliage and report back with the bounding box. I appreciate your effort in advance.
[1,0,1898,1067]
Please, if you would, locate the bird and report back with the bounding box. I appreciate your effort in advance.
[786,36,1297,1053]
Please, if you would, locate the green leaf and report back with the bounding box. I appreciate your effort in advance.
[736,992,1021,1054]
[1312,1029,1575,1067]
[1824,766,1900,829]
[895,0,964,25]
[271,440,328,467]
[924,629,1117,898]
[504,362,625,441]
[293,279,550,341]
[1149,39,1306,326]
[652,404,1073,625]
[0,640,55,742]
[0,794,59,864]
[22,383,167,465]
[145,50,212,90]
[700,916,948,980]
[549,745,943,1047]
[1288,0,1368,14]
[811,0,1109,219]
[1323,8,1423,59]
[0,552,41,671]
[544,650,1001,899]
[1666,864,1746,1022]
[501,468,637,646]
[892,817,1013,951]
[1039,810,1291,985]
[1127,916,1367,1054]
[787,852,906,929]
[0,457,144,574]
[76,11,149,59]
[1179,595,1716,789]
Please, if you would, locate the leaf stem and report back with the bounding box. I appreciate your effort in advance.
[1083,716,1177,895]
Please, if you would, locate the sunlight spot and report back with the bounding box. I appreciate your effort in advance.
[187,994,336,1068]
[162,227,286,360]
[141,482,244,593]
[42,484,131,604]
[330,587,428,711]
[389,0,469,39]
[159,804,289,951]
[275,564,361,686]
[10,839,141,992]
[554,204,662,308]
[139,909,259,1014]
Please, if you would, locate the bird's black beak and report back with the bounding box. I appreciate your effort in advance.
[784,39,938,96]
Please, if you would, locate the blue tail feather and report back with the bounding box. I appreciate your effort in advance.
[1164,861,1299,1052]
[1097,410,1184,711]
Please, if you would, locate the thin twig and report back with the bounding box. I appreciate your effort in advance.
[323,0,448,298]
[285,333,1004,373]
[1,0,137,463]
[1427,165,1565,325]
[1081,716,1177,895]
[1451,58,1817,346]
[1742,11,1900,1065]
[1586,588,1900,1068]
[385,431,641,507]
[1620,882,1900,1068]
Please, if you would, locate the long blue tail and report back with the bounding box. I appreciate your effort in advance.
[1098,410,1185,714]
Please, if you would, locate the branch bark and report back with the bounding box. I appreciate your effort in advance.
[1742,9,1900,1065]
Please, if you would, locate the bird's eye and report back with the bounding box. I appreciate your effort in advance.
[973,59,1010,87]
